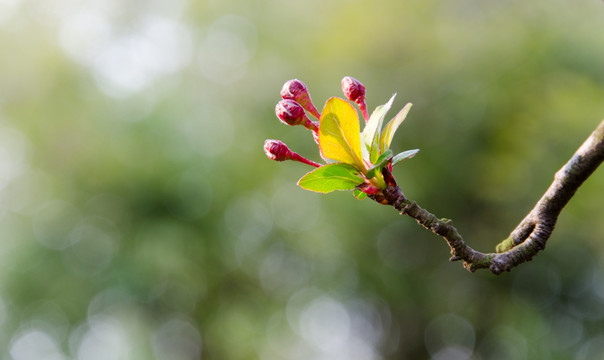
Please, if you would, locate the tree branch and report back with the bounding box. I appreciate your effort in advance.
[377,119,604,274]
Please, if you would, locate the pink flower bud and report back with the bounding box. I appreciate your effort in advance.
[264,139,321,168]
[275,99,306,126]
[280,79,307,100]
[280,79,321,119]
[275,99,319,132]
[264,139,290,161]
[341,76,366,102]
[342,76,369,122]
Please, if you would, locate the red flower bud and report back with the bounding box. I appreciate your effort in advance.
[275,99,306,126]
[275,99,318,132]
[342,76,366,102]
[264,139,321,168]
[280,79,307,100]
[264,139,290,161]
[280,79,321,119]
[342,76,369,122]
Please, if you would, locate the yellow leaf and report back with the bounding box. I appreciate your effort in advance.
[319,97,364,170]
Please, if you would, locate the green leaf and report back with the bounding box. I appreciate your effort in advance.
[392,149,419,166]
[353,189,367,200]
[380,102,412,153]
[298,163,364,193]
[361,94,396,163]
[366,149,393,179]
[319,97,364,169]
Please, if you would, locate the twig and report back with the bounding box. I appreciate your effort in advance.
[377,119,604,274]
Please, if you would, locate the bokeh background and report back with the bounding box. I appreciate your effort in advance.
[0,0,604,359]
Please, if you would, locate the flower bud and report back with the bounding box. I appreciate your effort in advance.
[275,99,306,126]
[275,99,319,132]
[341,76,365,102]
[264,139,321,167]
[342,76,369,122]
[264,139,290,161]
[280,79,321,119]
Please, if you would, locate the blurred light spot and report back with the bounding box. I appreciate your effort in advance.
[0,170,52,216]
[182,108,234,158]
[152,315,202,360]
[477,326,527,360]
[575,335,604,360]
[93,16,192,97]
[424,314,475,359]
[63,219,117,276]
[550,314,583,350]
[568,271,604,321]
[26,301,70,344]
[198,14,257,84]
[271,183,320,233]
[0,0,20,25]
[431,346,473,360]
[347,298,390,349]
[259,243,311,298]
[87,287,133,319]
[32,200,81,250]
[298,296,351,353]
[58,8,112,65]
[285,289,385,359]
[286,287,323,335]
[224,193,273,264]
[58,5,192,98]
[589,268,604,301]
[9,329,66,360]
[76,316,130,360]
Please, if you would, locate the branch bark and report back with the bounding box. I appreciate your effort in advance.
[376,119,604,274]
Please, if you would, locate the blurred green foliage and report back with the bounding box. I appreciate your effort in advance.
[0,0,604,359]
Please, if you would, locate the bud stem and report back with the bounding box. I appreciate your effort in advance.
[304,119,319,132]
[290,152,321,167]
[358,102,369,123]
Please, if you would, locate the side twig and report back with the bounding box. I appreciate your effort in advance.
[376,119,604,274]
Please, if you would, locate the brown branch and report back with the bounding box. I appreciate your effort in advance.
[377,119,604,274]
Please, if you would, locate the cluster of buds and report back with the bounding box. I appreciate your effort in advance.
[265,79,323,165]
[265,77,369,167]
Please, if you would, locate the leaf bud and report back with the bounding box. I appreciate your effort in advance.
[280,79,321,119]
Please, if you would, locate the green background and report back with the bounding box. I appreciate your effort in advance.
[1,0,604,358]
